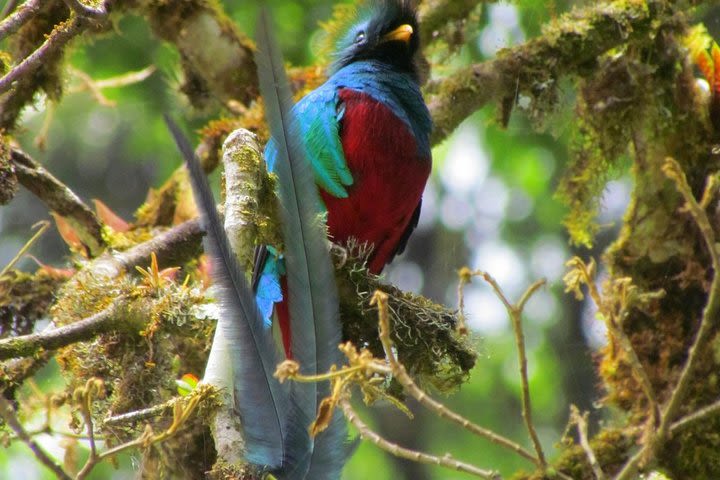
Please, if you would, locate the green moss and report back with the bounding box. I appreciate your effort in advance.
[337,243,476,393]
[512,429,633,480]
[52,257,214,441]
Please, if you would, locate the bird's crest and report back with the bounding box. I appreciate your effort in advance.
[318,0,420,74]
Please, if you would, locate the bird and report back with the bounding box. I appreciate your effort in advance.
[258,0,433,357]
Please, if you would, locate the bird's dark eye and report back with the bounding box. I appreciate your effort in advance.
[354,31,366,44]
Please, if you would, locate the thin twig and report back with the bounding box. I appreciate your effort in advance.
[478,273,548,467]
[0,0,41,40]
[570,405,607,480]
[371,290,539,466]
[102,397,178,427]
[0,220,50,277]
[0,16,84,95]
[340,398,501,479]
[0,395,72,480]
[67,65,157,107]
[76,383,201,479]
[670,398,720,434]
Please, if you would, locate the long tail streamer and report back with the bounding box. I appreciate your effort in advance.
[255,6,348,479]
[165,117,289,469]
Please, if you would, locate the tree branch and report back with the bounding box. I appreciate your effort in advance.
[418,0,488,40]
[0,0,41,40]
[427,0,661,144]
[614,159,720,480]
[10,147,106,257]
[0,300,124,360]
[340,398,501,480]
[477,274,548,467]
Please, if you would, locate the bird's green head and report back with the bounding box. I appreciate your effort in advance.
[331,0,420,76]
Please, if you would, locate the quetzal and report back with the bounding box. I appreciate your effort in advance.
[257,0,433,356]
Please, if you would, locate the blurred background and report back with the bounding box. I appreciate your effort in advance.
[0,0,653,478]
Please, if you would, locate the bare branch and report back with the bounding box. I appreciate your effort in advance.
[478,274,547,467]
[0,395,72,480]
[10,147,106,257]
[670,398,720,434]
[340,398,501,480]
[0,220,50,277]
[102,397,179,428]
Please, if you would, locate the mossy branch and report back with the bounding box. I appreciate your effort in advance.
[427,0,661,144]
[656,158,720,436]
[0,300,125,360]
[613,159,720,480]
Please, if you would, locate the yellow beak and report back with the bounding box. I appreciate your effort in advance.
[382,24,413,44]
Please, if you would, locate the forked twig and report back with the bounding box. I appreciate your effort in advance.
[570,405,606,480]
[475,272,548,468]
[74,380,202,479]
[0,220,50,277]
[371,290,539,466]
